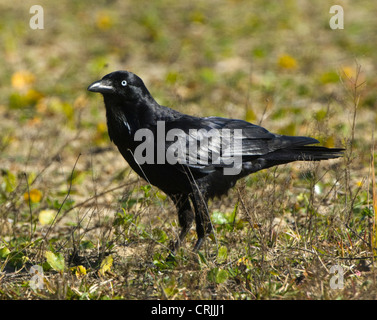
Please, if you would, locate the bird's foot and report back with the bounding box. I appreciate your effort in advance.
[193,237,204,252]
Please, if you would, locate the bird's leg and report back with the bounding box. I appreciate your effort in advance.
[191,191,211,252]
[170,195,194,254]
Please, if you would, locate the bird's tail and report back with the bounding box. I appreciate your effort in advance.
[256,146,344,172]
[241,134,344,174]
[271,146,344,162]
[242,145,344,175]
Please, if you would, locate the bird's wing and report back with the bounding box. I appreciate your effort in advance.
[163,116,319,172]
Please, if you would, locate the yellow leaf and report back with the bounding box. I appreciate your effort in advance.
[245,108,256,122]
[323,135,335,148]
[99,255,113,275]
[341,66,354,80]
[236,256,253,270]
[278,54,297,70]
[11,71,36,90]
[97,122,107,134]
[156,191,166,201]
[96,11,113,30]
[71,265,87,278]
[76,265,87,277]
[24,189,42,203]
[39,209,55,225]
[25,89,44,103]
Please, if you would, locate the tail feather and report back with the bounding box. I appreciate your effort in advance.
[264,146,344,162]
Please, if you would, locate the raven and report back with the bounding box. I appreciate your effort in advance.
[88,70,343,252]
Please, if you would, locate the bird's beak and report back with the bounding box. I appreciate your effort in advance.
[87,79,114,94]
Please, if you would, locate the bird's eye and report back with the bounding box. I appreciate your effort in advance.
[121,80,128,87]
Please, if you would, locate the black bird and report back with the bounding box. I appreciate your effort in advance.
[88,70,343,252]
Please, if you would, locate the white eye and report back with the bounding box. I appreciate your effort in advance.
[121,80,127,87]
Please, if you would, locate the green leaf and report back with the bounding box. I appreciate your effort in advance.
[199,67,216,84]
[0,247,10,259]
[79,240,95,250]
[211,211,228,224]
[45,251,65,273]
[208,267,218,283]
[230,201,239,224]
[208,267,229,284]
[152,228,168,243]
[197,251,207,266]
[3,170,17,193]
[217,246,228,264]
[314,109,327,122]
[140,185,152,198]
[216,269,229,284]
[320,71,339,84]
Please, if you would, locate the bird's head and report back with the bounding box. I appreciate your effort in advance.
[87,70,153,104]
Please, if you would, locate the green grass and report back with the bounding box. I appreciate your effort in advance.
[1,0,377,300]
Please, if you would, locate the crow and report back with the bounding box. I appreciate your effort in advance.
[88,70,343,252]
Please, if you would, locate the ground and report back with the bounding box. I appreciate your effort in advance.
[1,0,377,300]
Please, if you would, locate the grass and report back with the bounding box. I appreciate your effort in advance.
[1,0,377,300]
